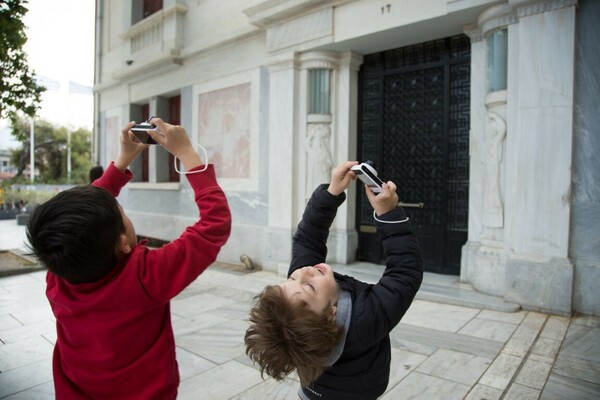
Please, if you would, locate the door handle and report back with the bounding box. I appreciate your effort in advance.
[398,202,424,208]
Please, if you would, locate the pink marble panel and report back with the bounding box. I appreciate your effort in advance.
[198,83,250,178]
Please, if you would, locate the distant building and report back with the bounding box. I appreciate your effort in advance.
[93,0,599,317]
[0,149,17,180]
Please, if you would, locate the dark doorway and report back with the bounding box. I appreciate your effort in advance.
[356,35,471,275]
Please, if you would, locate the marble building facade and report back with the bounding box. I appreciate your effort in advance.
[93,0,598,316]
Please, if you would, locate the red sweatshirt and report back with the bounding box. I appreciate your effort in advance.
[46,163,231,399]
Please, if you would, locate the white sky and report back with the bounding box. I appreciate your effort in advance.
[0,0,96,149]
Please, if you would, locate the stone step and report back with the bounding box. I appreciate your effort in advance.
[314,262,521,313]
[417,281,521,312]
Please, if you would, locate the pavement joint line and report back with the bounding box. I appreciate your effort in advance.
[498,313,571,399]
[474,312,548,396]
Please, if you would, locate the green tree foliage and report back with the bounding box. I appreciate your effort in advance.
[10,117,92,184]
[69,127,94,183]
[0,0,45,129]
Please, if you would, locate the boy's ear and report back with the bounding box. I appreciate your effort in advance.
[328,305,337,322]
[115,234,132,255]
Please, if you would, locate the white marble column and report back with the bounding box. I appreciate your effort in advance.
[296,51,363,264]
[265,53,300,272]
[504,0,576,314]
[330,52,363,263]
[461,12,513,297]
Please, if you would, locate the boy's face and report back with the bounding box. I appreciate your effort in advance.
[280,264,339,318]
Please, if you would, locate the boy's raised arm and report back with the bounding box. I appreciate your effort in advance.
[114,121,150,172]
[360,182,423,339]
[93,121,147,196]
[290,161,358,273]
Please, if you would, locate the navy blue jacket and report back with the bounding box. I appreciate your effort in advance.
[290,185,423,400]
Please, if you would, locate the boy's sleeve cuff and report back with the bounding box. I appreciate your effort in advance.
[374,206,408,223]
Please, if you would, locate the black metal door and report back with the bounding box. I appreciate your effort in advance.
[356,35,470,275]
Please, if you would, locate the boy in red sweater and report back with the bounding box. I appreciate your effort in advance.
[26,118,232,399]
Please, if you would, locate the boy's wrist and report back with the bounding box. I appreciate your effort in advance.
[327,185,343,196]
[177,148,202,171]
[114,155,132,172]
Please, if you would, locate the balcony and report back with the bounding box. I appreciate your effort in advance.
[113,3,188,81]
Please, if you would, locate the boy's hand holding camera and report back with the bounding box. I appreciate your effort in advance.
[114,121,148,172]
[327,160,399,217]
[366,179,398,217]
[119,117,203,172]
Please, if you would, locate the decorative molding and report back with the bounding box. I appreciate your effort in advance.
[516,0,578,18]
[296,51,363,71]
[473,0,578,39]
[463,23,483,43]
[300,59,338,70]
[299,51,339,70]
[112,52,182,82]
[478,5,517,38]
[265,7,333,54]
[481,12,518,37]
[485,90,508,108]
[338,51,364,72]
[112,51,183,80]
[243,0,354,29]
[307,114,332,123]
[471,0,577,41]
[267,53,301,73]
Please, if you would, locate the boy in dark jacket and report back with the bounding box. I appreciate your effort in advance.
[245,160,423,400]
[27,118,232,399]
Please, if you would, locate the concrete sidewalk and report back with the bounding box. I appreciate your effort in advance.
[0,219,598,399]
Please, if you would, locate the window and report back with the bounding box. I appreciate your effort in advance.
[143,0,162,18]
[308,69,331,114]
[487,29,508,93]
[132,0,162,24]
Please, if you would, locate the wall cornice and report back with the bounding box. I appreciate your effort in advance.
[514,0,578,18]
[467,0,578,41]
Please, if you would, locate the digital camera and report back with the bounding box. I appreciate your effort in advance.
[131,122,158,145]
[351,162,384,194]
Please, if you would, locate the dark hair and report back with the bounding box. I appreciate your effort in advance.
[26,185,125,284]
[89,165,104,183]
[244,285,344,387]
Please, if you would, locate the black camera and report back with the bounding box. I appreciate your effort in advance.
[131,122,158,145]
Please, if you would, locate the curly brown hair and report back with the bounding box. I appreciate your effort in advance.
[244,285,344,387]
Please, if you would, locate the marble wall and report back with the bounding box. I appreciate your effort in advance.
[462,0,579,315]
[571,0,600,316]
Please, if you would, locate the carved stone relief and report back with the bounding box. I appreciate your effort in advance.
[305,122,333,196]
[483,111,507,229]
